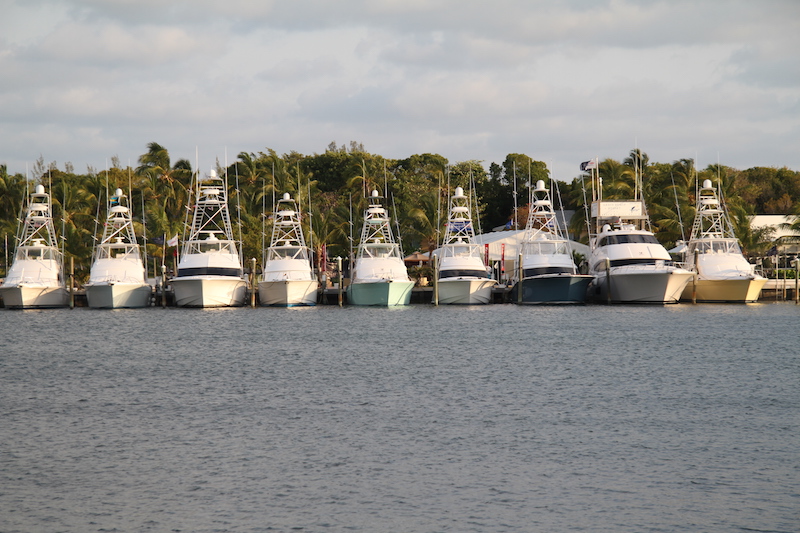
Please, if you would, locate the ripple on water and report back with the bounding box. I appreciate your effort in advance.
[1,303,798,532]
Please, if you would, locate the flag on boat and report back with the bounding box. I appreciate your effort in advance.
[167,234,179,247]
[580,160,597,171]
[151,235,164,245]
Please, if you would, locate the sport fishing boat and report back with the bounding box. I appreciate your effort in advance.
[584,159,693,303]
[512,180,592,304]
[348,190,413,306]
[85,188,152,308]
[258,192,319,306]
[170,169,247,307]
[0,184,69,309]
[680,179,766,302]
[435,186,495,304]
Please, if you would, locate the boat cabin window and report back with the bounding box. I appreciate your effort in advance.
[594,258,674,271]
[598,234,659,246]
[523,266,574,277]
[439,269,488,279]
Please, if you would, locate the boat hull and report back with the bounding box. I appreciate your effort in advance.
[436,278,495,305]
[0,285,69,309]
[348,280,413,306]
[681,277,767,303]
[258,280,319,306]
[513,274,593,304]
[86,283,152,309]
[590,269,693,304]
[171,276,247,307]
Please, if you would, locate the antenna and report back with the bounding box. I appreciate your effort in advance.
[307,171,313,267]
[229,149,243,266]
[513,161,518,230]
[348,193,354,274]
[670,170,686,242]
[436,167,443,247]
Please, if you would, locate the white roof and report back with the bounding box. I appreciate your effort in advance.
[750,215,798,239]
[467,230,590,261]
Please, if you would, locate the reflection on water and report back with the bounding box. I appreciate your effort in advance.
[1,303,798,532]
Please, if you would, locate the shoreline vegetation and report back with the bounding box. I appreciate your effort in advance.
[2,143,799,283]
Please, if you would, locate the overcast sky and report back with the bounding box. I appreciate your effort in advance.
[2,0,799,183]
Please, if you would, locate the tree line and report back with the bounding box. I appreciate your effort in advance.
[1,143,799,282]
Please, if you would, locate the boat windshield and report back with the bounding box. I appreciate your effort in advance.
[691,240,742,255]
[362,244,399,259]
[190,240,236,254]
[96,244,139,260]
[268,246,309,261]
[16,247,58,260]
[441,244,480,258]
[523,241,567,255]
[598,234,659,246]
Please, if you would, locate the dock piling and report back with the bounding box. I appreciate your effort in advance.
[69,256,74,309]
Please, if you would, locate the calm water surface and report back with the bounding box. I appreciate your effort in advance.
[1,303,798,532]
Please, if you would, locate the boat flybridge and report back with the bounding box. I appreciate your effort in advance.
[170,169,247,307]
[85,188,152,308]
[512,179,592,304]
[258,192,319,306]
[434,186,495,304]
[348,189,414,306]
[680,179,766,302]
[585,160,693,303]
[0,184,69,309]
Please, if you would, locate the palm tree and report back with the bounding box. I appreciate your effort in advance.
[598,158,635,200]
[50,170,98,282]
[0,165,28,239]
[136,142,193,226]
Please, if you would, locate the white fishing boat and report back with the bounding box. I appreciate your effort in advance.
[84,188,151,308]
[585,159,693,303]
[680,179,766,302]
[434,186,495,304]
[348,190,413,306]
[170,169,247,307]
[258,192,319,306]
[0,184,69,309]
[512,180,592,304]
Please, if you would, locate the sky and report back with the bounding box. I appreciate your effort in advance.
[2,0,799,183]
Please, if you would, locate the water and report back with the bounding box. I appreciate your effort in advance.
[1,303,798,532]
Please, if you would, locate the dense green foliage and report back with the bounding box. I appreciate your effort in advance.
[1,144,798,282]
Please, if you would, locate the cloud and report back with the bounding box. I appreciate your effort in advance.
[25,21,216,67]
[0,0,798,185]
